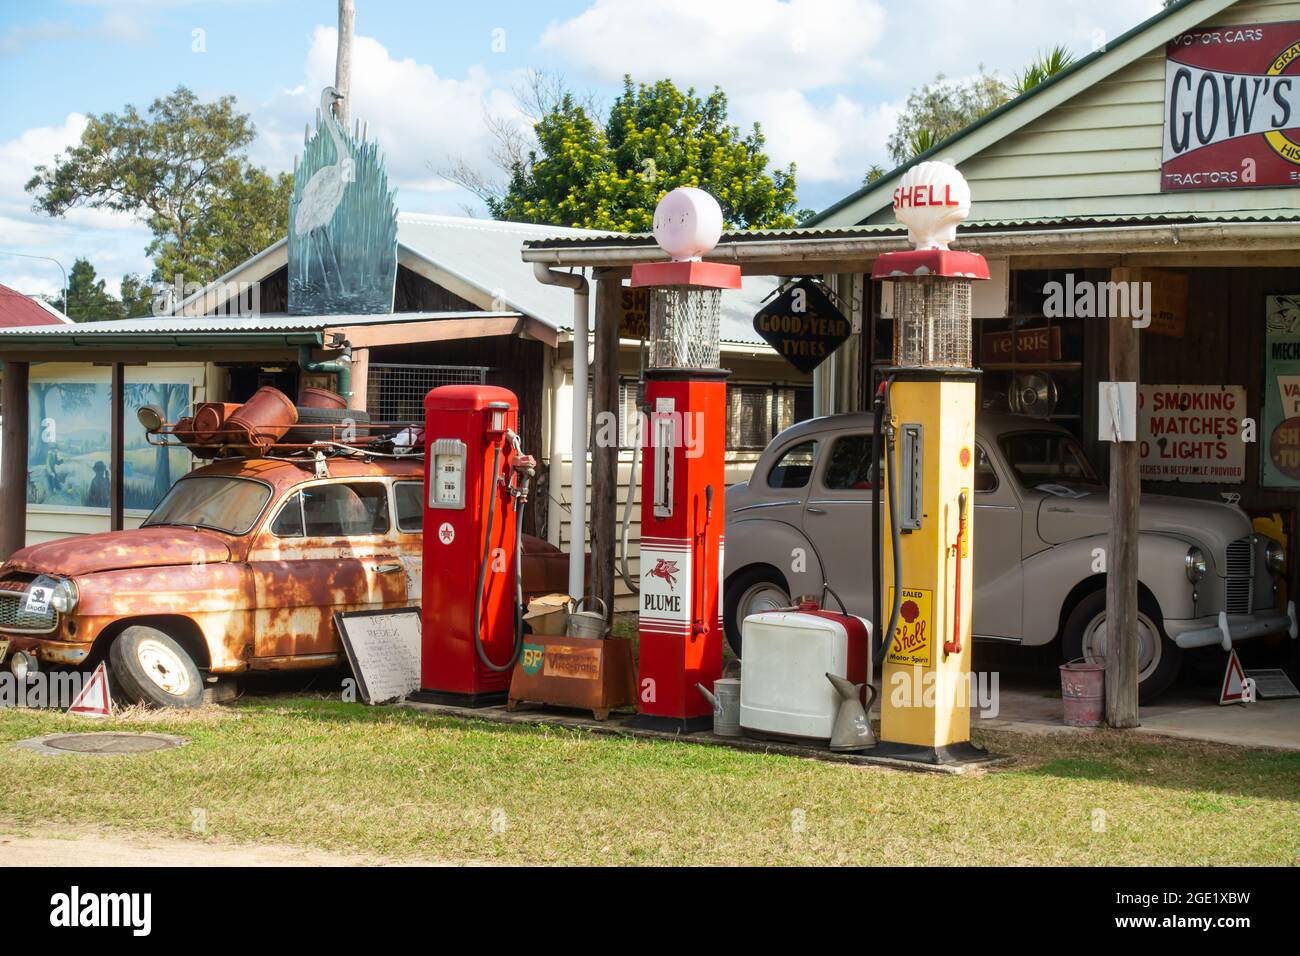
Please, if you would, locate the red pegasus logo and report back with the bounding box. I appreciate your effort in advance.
[648,558,679,589]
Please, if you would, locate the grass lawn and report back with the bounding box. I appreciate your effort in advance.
[0,697,1296,866]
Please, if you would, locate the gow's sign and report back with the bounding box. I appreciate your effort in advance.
[1163,21,1300,190]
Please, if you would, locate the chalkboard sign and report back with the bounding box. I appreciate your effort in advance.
[333,608,422,705]
[753,277,850,374]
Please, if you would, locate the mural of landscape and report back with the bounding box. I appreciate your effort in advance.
[26,381,191,512]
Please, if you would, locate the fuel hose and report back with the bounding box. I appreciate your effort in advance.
[473,440,526,672]
[878,376,904,665]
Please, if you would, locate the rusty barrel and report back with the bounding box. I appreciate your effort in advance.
[191,402,242,442]
[227,387,298,451]
[297,386,347,410]
[1060,659,1105,727]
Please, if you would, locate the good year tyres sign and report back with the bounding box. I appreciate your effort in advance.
[1163,21,1300,190]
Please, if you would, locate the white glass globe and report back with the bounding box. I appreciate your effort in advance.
[652,187,724,260]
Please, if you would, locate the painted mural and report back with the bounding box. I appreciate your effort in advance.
[26,382,191,512]
[287,86,398,316]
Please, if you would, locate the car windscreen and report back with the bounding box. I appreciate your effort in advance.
[143,476,273,535]
[998,432,1102,491]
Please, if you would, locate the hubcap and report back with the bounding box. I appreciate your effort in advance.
[135,639,192,696]
[738,581,791,622]
[1081,610,1163,683]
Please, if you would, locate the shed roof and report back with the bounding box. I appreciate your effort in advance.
[0,283,72,327]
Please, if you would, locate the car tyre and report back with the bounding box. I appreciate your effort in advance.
[1061,590,1181,704]
[723,566,791,658]
[109,626,204,709]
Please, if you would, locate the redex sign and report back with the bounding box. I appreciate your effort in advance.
[753,278,850,374]
[1163,21,1300,190]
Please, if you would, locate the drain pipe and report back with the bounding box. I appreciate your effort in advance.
[533,262,590,601]
[297,341,353,402]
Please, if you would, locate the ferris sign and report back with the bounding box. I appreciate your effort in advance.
[1162,21,1300,191]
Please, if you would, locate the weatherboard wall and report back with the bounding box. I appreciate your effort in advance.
[863,0,1300,227]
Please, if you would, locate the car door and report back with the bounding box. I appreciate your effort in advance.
[970,443,1024,642]
[246,479,406,661]
[802,431,876,616]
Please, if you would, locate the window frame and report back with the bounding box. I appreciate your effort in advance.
[393,480,423,534]
[765,438,819,491]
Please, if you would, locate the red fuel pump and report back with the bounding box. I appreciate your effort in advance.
[417,385,534,706]
[628,188,739,732]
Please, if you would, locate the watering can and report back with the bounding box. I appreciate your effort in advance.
[566,596,609,639]
[826,673,876,751]
[696,679,741,736]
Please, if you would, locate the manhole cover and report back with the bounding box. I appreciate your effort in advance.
[15,732,187,757]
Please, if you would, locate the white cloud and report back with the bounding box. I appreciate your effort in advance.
[736,90,896,183]
[249,27,523,212]
[0,115,151,298]
[539,0,886,93]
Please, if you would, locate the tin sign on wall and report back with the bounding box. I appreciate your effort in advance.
[1163,21,1300,191]
[1138,384,1247,483]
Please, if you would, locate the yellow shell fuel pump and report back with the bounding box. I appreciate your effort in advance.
[870,161,989,765]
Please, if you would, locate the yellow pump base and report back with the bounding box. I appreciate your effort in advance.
[876,371,987,765]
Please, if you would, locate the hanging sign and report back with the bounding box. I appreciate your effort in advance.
[753,278,850,374]
[1147,270,1189,338]
[1162,21,1300,191]
[618,286,651,340]
[1138,385,1247,483]
[1263,294,1300,487]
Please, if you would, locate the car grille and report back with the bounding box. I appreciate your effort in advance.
[1224,535,1254,615]
[0,580,57,634]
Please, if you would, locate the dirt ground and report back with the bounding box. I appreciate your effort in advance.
[0,825,471,867]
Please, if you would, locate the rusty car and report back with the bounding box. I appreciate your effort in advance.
[0,455,568,708]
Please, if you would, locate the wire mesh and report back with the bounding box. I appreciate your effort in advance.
[648,287,722,368]
[366,363,487,422]
[892,277,973,368]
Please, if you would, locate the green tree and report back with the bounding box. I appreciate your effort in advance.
[481,76,798,231]
[58,258,124,323]
[26,86,289,288]
[1012,46,1076,96]
[885,69,1009,166]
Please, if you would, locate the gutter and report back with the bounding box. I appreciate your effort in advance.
[519,220,1300,267]
[0,331,324,349]
[532,262,590,600]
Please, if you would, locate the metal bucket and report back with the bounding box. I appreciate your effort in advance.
[1060,659,1105,727]
[297,386,347,410]
[227,387,298,451]
[567,596,608,639]
[697,679,741,736]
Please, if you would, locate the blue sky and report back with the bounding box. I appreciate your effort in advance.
[0,0,1162,298]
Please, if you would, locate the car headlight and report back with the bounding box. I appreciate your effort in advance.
[1266,540,1286,576]
[1185,546,1208,583]
[49,578,78,614]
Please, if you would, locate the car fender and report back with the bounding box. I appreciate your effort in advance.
[1021,532,1195,644]
[725,517,825,599]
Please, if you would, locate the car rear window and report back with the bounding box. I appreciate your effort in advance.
[823,435,877,490]
[767,440,816,489]
[301,483,390,537]
[394,482,422,533]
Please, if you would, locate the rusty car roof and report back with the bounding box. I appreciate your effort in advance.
[187,455,424,495]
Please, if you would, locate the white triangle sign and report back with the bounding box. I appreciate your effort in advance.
[67,662,112,717]
[1219,649,1254,705]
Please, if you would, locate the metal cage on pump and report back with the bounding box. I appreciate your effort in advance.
[647,283,724,369]
[886,266,979,369]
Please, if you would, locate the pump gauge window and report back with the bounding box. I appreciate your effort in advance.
[429,438,468,510]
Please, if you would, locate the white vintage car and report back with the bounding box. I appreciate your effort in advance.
[724,412,1296,701]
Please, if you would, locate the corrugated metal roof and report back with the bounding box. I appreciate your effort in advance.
[519,210,1300,250]
[395,213,777,344]
[0,283,71,327]
[0,310,516,337]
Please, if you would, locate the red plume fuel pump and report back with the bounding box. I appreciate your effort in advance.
[627,187,739,732]
[417,385,535,706]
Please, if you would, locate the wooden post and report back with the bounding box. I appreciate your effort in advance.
[590,272,622,621]
[110,362,125,532]
[348,346,369,412]
[1106,267,1141,728]
[335,0,355,126]
[0,361,30,560]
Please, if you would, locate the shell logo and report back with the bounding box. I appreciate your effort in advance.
[891,161,972,251]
